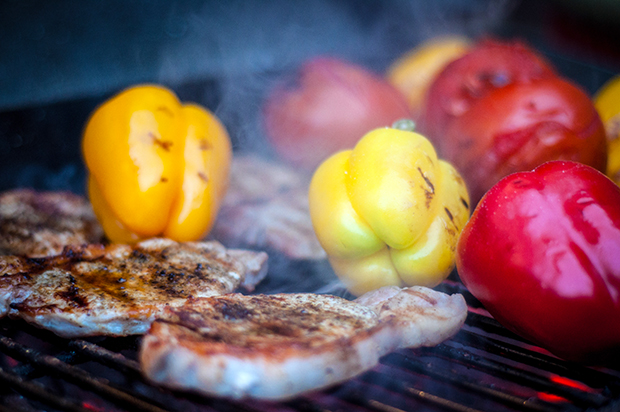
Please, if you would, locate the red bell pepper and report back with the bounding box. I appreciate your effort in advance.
[456,160,620,364]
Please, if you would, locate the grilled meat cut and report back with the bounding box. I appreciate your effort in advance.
[0,189,105,257]
[210,154,326,260]
[0,238,268,338]
[139,286,467,400]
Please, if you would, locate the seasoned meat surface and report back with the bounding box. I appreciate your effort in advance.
[140,286,467,400]
[0,238,268,337]
[0,189,105,257]
[210,155,326,260]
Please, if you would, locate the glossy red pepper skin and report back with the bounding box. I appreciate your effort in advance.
[456,161,620,364]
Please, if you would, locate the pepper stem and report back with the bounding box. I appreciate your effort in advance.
[391,119,416,132]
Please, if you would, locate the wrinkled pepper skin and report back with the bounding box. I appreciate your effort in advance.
[82,85,232,243]
[309,127,470,296]
[457,161,620,364]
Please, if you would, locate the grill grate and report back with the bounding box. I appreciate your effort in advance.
[1,280,619,412]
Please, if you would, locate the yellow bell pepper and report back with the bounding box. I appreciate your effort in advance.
[308,124,470,295]
[82,84,232,243]
[594,75,620,185]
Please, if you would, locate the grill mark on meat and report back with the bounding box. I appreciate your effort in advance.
[56,283,89,308]
[0,238,268,337]
[404,287,438,305]
[157,294,386,356]
[140,286,467,400]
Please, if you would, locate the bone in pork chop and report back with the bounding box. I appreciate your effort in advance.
[210,154,326,260]
[139,286,467,400]
[0,238,267,338]
[0,189,105,257]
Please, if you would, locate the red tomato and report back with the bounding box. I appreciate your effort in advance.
[422,38,555,140]
[457,161,620,364]
[441,76,608,204]
[263,57,411,170]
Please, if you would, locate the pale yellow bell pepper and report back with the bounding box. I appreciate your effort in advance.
[594,75,620,185]
[309,125,470,295]
[82,84,232,243]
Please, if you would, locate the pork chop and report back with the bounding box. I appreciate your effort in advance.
[0,238,268,338]
[210,155,326,260]
[0,189,105,257]
[139,286,467,400]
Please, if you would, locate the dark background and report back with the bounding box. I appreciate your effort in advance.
[1,0,619,196]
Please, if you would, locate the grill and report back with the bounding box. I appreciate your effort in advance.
[2,1,620,411]
[2,276,620,412]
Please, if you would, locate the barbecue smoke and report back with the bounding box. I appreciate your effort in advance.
[155,0,516,295]
[156,0,516,152]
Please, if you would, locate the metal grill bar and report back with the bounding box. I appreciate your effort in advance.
[358,369,503,412]
[454,326,619,390]
[0,335,169,412]
[328,379,487,412]
[68,339,142,377]
[402,388,487,412]
[424,343,604,408]
[0,365,92,412]
[380,352,566,412]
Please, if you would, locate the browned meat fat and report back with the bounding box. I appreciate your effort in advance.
[0,238,268,337]
[210,155,326,260]
[140,286,467,400]
[0,189,105,257]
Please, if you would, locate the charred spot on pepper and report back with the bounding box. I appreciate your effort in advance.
[417,167,435,194]
[156,105,175,117]
[421,187,434,209]
[424,153,435,167]
[199,139,213,151]
[460,197,469,210]
[198,172,209,183]
[147,132,173,152]
[443,207,459,235]
[417,167,435,208]
[155,139,174,152]
[444,207,454,223]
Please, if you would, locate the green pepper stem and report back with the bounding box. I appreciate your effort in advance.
[391,119,416,132]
